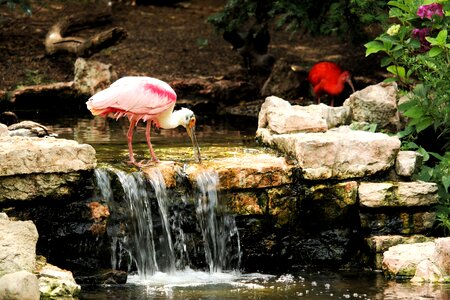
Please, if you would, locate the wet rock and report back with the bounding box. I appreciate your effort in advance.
[359,181,439,208]
[184,153,293,189]
[344,82,403,132]
[395,151,423,177]
[382,242,435,277]
[288,229,356,264]
[0,136,96,176]
[74,58,117,96]
[8,121,57,138]
[0,172,88,202]
[257,96,350,134]
[0,213,38,276]
[75,269,127,284]
[364,235,434,269]
[267,126,400,180]
[0,270,40,300]
[304,181,358,228]
[360,211,435,235]
[37,263,81,298]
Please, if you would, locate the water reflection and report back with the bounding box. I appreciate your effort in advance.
[78,269,450,299]
[24,111,260,164]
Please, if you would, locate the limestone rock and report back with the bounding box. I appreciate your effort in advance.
[395,151,423,177]
[38,264,81,298]
[0,215,38,276]
[359,181,439,207]
[184,153,293,190]
[0,173,85,202]
[433,237,450,275]
[270,126,400,180]
[74,58,117,96]
[257,96,350,134]
[365,235,434,269]
[0,136,96,176]
[382,242,435,277]
[344,82,402,132]
[0,271,40,300]
[411,260,443,282]
[0,124,7,137]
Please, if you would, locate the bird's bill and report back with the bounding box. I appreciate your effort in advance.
[186,118,202,163]
[346,78,356,94]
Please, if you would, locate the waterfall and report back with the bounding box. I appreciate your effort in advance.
[195,171,241,273]
[93,167,241,280]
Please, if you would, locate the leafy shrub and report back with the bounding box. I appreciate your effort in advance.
[208,0,388,42]
[365,0,450,233]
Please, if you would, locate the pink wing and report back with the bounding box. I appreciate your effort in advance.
[86,77,177,121]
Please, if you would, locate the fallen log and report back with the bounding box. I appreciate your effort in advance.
[45,9,127,57]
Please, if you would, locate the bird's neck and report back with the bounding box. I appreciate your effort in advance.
[157,109,185,129]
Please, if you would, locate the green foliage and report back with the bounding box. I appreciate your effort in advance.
[208,0,388,42]
[365,0,450,234]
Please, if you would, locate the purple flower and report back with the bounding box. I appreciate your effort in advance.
[416,3,444,19]
[412,27,431,51]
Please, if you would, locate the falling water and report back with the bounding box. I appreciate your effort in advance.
[116,171,159,279]
[147,169,176,274]
[195,171,241,273]
[93,167,241,281]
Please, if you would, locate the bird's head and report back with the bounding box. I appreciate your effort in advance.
[177,108,201,163]
[178,107,196,129]
[340,71,355,94]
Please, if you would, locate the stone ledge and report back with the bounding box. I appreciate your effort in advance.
[0,136,96,176]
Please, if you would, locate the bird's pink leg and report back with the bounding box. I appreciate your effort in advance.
[127,120,138,165]
[145,122,159,162]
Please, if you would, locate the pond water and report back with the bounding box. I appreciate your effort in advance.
[20,109,450,299]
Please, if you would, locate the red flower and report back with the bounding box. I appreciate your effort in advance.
[416,3,444,19]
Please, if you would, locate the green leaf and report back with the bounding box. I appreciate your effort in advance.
[442,175,450,192]
[417,146,430,162]
[403,106,424,118]
[364,41,386,56]
[436,29,448,45]
[380,57,393,67]
[387,65,406,79]
[387,1,410,12]
[415,117,433,133]
[429,47,443,57]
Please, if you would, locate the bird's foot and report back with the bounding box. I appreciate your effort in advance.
[128,159,160,168]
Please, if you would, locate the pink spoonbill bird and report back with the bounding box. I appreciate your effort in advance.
[86,76,201,166]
